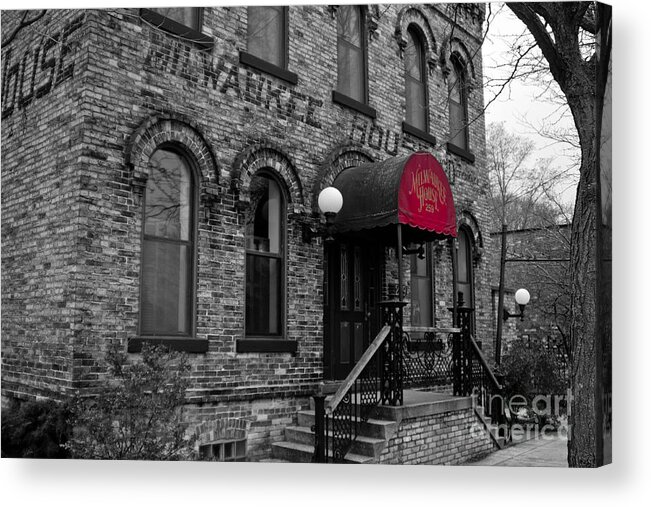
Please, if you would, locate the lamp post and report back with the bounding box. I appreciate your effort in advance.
[303,186,343,243]
[317,186,343,226]
[503,288,531,321]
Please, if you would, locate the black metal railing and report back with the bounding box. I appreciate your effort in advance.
[452,307,508,434]
[402,326,459,389]
[313,301,405,463]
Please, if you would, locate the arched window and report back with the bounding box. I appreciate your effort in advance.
[404,26,427,132]
[245,172,285,337]
[456,228,474,310]
[448,55,469,150]
[140,147,196,337]
[336,5,367,104]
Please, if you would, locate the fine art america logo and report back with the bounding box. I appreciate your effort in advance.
[470,389,573,442]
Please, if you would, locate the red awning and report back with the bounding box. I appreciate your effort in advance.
[332,152,457,243]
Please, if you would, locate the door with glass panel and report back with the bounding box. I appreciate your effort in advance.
[325,239,381,380]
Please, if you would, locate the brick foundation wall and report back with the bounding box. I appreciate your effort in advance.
[380,407,495,465]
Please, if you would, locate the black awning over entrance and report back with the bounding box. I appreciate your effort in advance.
[331,152,457,245]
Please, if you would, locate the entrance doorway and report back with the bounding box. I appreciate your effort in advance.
[324,238,382,380]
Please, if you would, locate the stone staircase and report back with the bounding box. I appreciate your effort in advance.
[271,407,397,463]
[271,389,508,463]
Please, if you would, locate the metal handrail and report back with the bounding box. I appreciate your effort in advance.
[467,333,502,391]
[326,325,391,415]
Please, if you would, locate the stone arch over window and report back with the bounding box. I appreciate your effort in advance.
[231,142,304,215]
[457,211,484,261]
[443,38,476,89]
[312,144,374,213]
[394,6,437,74]
[125,114,219,204]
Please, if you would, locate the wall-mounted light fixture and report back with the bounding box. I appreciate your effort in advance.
[302,186,344,243]
[502,288,530,321]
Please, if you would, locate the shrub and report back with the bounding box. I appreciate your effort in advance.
[66,342,196,460]
[1,399,72,458]
[501,339,568,425]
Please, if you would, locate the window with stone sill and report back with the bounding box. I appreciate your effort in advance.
[245,172,286,340]
[404,25,428,133]
[139,147,197,341]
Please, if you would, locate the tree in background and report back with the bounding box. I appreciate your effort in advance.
[507,2,612,467]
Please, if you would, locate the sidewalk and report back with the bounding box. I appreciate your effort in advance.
[466,432,568,467]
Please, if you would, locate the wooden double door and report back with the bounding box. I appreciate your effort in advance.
[324,238,382,380]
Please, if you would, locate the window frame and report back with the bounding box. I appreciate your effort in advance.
[403,25,429,136]
[446,54,475,163]
[238,170,296,354]
[140,8,214,49]
[130,144,204,354]
[332,5,376,118]
[456,227,476,334]
[240,6,298,85]
[409,243,435,334]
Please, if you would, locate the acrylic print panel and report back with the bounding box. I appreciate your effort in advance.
[0,2,610,468]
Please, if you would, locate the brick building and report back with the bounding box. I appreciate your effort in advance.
[2,4,499,462]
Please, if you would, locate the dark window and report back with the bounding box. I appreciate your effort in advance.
[457,228,474,309]
[404,26,427,132]
[247,6,286,69]
[140,148,195,337]
[410,245,433,328]
[150,7,201,30]
[199,438,247,462]
[246,173,285,337]
[140,8,213,49]
[336,5,366,104]
[449,55,469,150]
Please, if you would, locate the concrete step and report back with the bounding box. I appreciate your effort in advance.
[271,440,373,464]
[284,425,385,458]
[297,410,397,440]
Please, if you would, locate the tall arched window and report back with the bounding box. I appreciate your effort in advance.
[245,172,285,337]
[448,55,469,150]
[457,228,474,310]
[336,5,366,104]
[404,26,427,132]
[141,147,196,337]
[410,243,433,329]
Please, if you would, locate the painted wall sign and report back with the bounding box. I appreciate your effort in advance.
[143,31,324,129]
[1,14,84,120]
[347,117,434,158]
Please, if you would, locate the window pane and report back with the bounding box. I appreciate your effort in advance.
[449,101,467,148]
[141,241,189,335]
[246,176,282,254]
[145,149,191,241]
[411,278,433,327]
[336,6,365,102]
[337,42,364,102]
[458,232,469,283]
[248,6,284,67]
[151,7,200,30]
[246,255,281,335]
[405,78,426,130]
[404,30,423,80]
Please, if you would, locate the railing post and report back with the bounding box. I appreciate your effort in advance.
[312,394,326,463]
[379,300,407,406]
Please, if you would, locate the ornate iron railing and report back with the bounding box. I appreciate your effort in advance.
[452,307,508,433]
[313,301,405,463]
[402,326,459,389]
